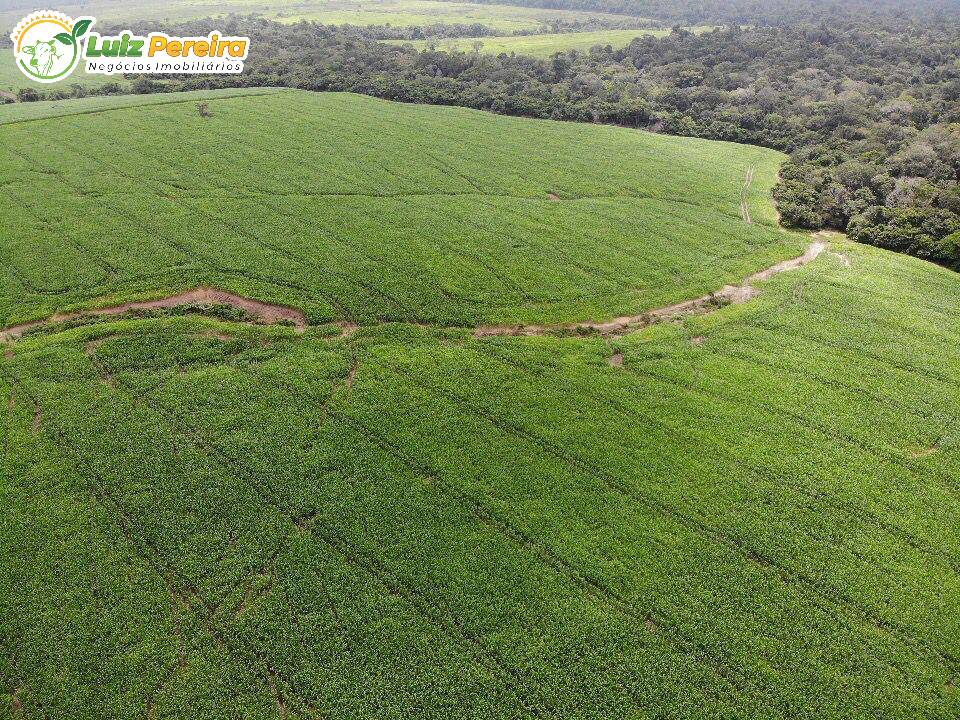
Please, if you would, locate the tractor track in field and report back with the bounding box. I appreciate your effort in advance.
[464,337,960,581]
[0,369,322,719]
[63,361,561,719]
[740,168,754,224]
[380,358,960,678]
[0,240,826,345]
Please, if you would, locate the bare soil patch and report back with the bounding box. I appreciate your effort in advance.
[608,352,624,368]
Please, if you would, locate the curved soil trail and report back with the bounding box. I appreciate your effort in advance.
[474,240,826,339]
[0,287,306,342]
[740,168,754,224]
[1,242,826,344]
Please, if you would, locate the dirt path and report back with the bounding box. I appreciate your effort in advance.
[474,240,826,338]
[740,168,754,224]
[0,287,306,343]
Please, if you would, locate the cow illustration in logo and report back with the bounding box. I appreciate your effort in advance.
[10,11,93,83]
[21,38,61,76]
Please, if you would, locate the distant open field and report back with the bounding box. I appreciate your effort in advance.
[0,0,655,92]
[389,25,714,56]
[0,87,280,121]
[0,0,647,33]
[0,60,23,97]
[3,89,959,718]
[0,54,130,94]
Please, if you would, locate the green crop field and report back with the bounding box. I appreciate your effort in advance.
[1,90,959,719]
[388,25,713,56]
[0,0,643,34]
[0,89,788,327]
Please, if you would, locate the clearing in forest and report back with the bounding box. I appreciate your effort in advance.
[389,25,714,57]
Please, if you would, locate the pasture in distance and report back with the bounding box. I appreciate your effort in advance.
[0,0,648,35]
[1,89,959,719]
[389,25,713,57]
[0,0,658,92]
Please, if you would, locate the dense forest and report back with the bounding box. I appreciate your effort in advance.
[8,2,960,268]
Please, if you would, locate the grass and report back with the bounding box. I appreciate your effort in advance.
[0,87,281,124]
[277,0,645,31]
[0,0,648,33]
[3,90,959,718]
[388,25,714,56]
[0,53,134,94]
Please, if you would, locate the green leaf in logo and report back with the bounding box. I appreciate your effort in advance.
[54,32,74,46]
[72,19,92,38]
